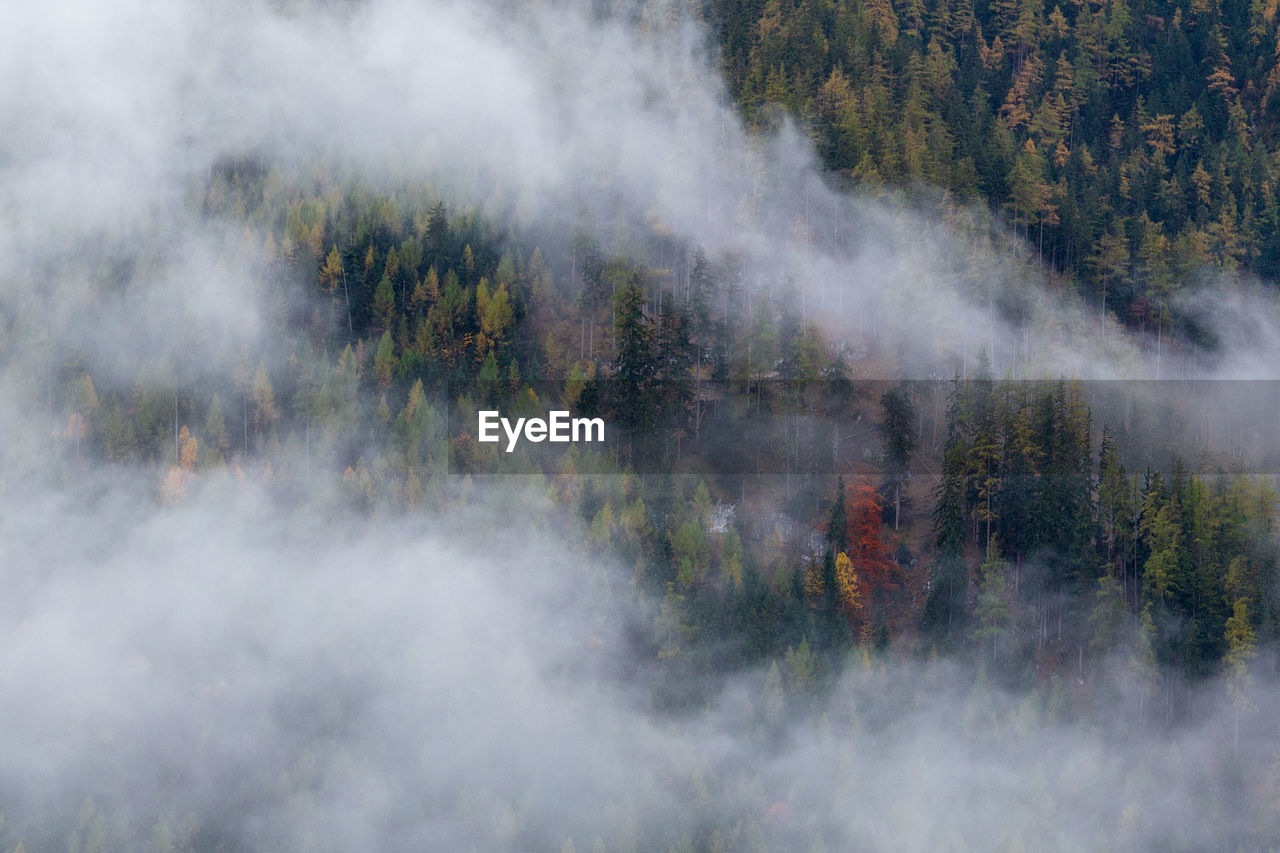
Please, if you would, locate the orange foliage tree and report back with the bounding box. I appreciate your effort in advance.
[844,484,899,608]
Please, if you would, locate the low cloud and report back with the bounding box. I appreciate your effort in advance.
[1,1,1278,850]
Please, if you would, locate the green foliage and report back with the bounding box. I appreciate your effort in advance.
[708,0,1280,326]
[55,165,1280,712]
[373,330,397,388]
[973,540,1011,659]
[1088,574,1127,654]
[671,519,710,589]
[612,278,657,432]
[880,385,917,528]
[1226,597,1257,704]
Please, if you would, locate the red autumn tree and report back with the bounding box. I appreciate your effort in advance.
[845,484,898,603]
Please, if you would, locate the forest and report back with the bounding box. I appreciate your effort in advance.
[712,0,1280,337]
[3,0,1280,850]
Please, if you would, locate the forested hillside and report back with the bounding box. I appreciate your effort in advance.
[54,162,1278,707]
[3,0,1280,850]
[30,158,1279,848]
[709,0,1280,335]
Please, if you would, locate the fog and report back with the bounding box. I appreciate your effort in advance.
[0,467,1274,850]
[2,0,1279,849]
[0,0,1196,383]
[0,470,1274,849]
[5,0,1274,383]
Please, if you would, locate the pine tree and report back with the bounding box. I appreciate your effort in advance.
[826,476,848,555]
[374,330,397,388]
[372,274,396,332]
[205,394,229,461]
[880,386,917,529]
[1225,597,1256,757]
[612,279,656,433]
[250,364,280,445]
[973,539,1011,661]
